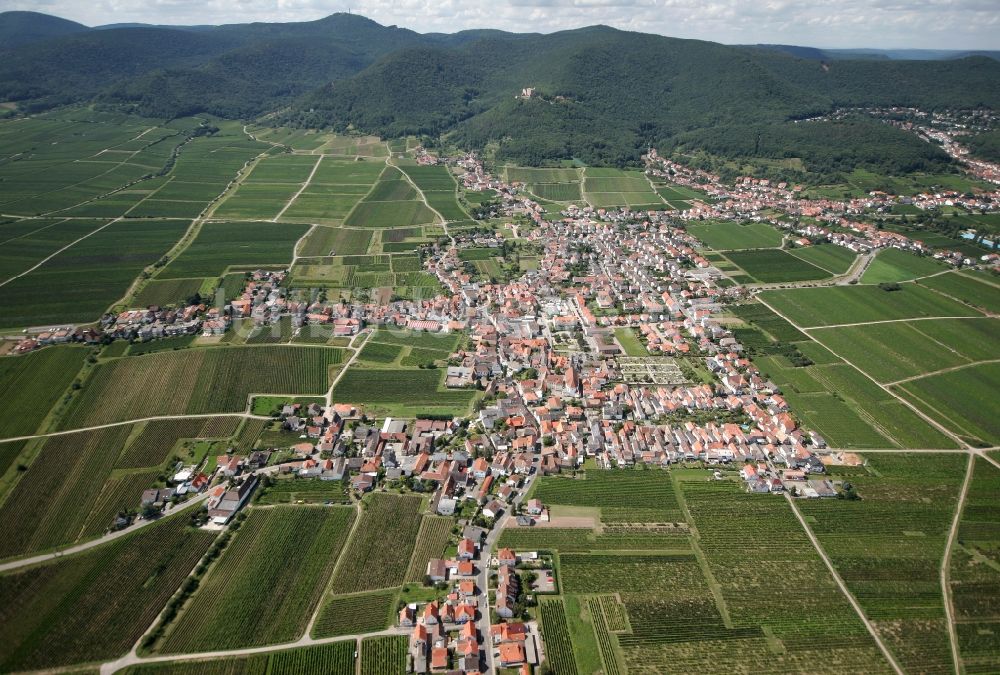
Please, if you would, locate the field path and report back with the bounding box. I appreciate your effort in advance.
[799,315,989,331]
[324,338,363,407]
[393,156,446,225]
[941,452,975,675]
[886,358,1000,386]
[757,295,973,450]
[0,411,270,445]
[0,217,118,288]
[273,154,323,223]
[0,489,213,573]
[785,493,905,675]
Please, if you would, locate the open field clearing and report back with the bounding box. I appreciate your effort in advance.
[533,469,684,523]
[0,219,188,328]
[787,244,858,275]
[894,362,1000,446]
[950,457,1000,674]
[614,327,648,355]
[328,493,423,594]
[61,346,344,428]
[759,284,982,328]
[797,454,966,674]
[687,221,783,250]
[160,506,355,653]
[724,248,832,283]
[918,270,1000,313]
[682,481,894,673]
[0,345,86,438]
[809,317,999,384]
[312,589,397,638]
[0,515,215,671]
[159,221,308,278]
[123,641,356,675]
[860,248,949,284]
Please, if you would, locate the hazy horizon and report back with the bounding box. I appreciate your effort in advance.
[3,0,999,51]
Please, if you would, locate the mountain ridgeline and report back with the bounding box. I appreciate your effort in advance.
[2,11,999,172]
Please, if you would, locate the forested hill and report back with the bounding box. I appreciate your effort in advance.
[2,12,999,172]
[286,27,1000,167]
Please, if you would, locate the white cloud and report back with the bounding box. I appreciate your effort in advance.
[2,0,998,49]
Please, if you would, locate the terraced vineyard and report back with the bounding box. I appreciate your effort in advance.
[159,506,356,652]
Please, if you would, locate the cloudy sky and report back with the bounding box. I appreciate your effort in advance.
[5,0,999,50]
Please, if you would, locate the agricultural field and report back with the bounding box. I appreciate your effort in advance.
[539,598,581,675]
[327,493,423,594]
[583,168,661,209]
[398,165,469,221]
[918,270,1000,314]
[797,454,967,674]
[312,589,397,638]
[0,219,188,328]
[729,302,808,342]
[894,362,1000,446]
[860,248,949,284]
[681,481,894,673]
[808,317,999,384]
[498,525,690,554]
[0,515,215,672]
[787,244,858,275]
[950,457,1000,674]
[122,641,356,675]
[359,635,407,675]
[757,356,957,448]
[330,368,476,417]
[758,283,981,328]
[686,221,783,250]
[159,506,356,653]
[0,345,86,439]
[405,515,455,582]
[343,166,438,228]
[61,346,344,429]
[132,278,208,308]
[532,469,684,523]
[298,226,373,256]
[723,248,832,283]
[160,221,308,278]
[255,477,349,505]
